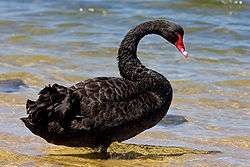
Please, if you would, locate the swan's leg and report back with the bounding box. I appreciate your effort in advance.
[93,144,110,159]
[102,147,110,159]
[100,146,108,154]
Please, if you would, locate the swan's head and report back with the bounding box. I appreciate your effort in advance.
[160,21,188,58]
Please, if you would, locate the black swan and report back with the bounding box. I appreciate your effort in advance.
[21,20,188,155]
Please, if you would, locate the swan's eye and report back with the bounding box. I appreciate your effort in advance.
[175,34,188,58]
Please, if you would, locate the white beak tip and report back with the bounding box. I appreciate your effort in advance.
[183,51,188,58]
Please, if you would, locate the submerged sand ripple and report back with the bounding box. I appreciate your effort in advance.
[0,141,219,167]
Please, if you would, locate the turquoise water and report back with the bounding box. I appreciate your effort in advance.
[0,0,250,166]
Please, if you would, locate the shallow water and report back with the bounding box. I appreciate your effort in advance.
[0,0,250,166]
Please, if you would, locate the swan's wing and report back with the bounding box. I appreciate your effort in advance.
[69,77,167,131]
[71,77,147,102]
[70,91,164,131]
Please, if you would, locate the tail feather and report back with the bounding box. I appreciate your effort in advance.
[26,99,36,114]
[22,83,80,135]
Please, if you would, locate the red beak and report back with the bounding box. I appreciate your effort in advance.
[175,34,188,58]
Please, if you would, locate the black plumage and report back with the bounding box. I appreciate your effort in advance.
[21,20,187,154]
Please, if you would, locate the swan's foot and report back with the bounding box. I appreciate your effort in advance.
[93,145,110,159]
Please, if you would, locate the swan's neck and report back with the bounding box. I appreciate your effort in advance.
[117,20,174,81]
